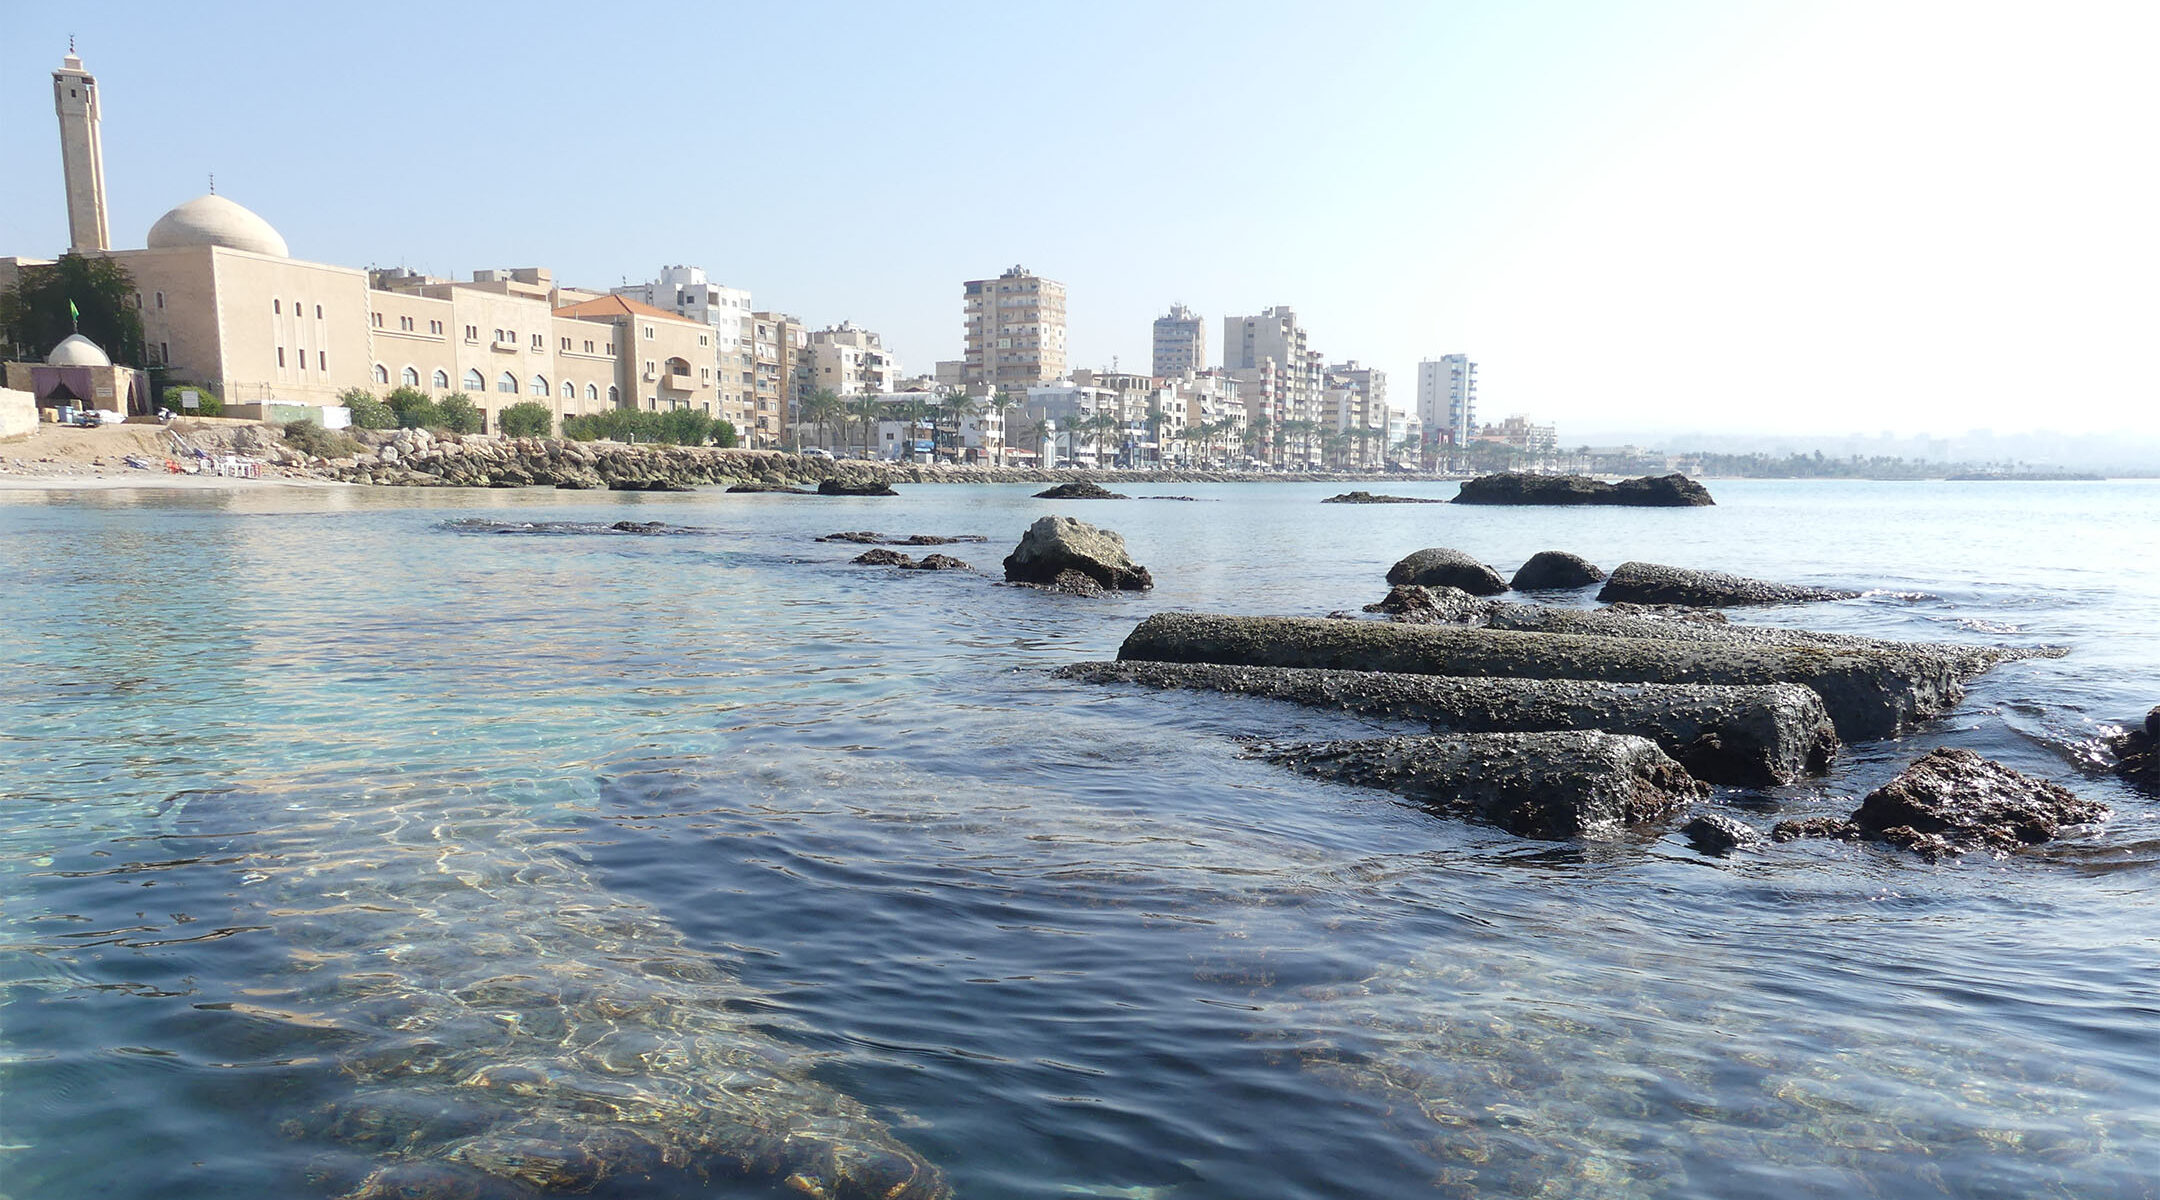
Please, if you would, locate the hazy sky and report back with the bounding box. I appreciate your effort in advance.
[5,2,2154,438]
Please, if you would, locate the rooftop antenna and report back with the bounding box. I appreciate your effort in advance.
[208,173,216,195]
[69,33,76,53]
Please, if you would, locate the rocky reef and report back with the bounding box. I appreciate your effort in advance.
[1598,561,1860,606]
[1453,472,1715,506]
[1774,748,2108,859]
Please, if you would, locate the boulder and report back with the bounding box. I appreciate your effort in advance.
[819,477,898,496]
[1509,550,1605,591]
[817,531,888,543]
[2110,707,2160,790]
[1453,472,1715,507]
[1034,481,1129,500]
[1682,813,1764,855]
[1384,547,1508,596]
[1597,561,1861,607]
[1361,584,1497,625]
[1055,660,1837,786]
[1268,731,1707,840]
[1321,491,1442,504]
[903,553,971,571]
[728,482,810,494]
[1002,516,1153,591]
[851,548,914,566]
[1114,612,1963,741]
[1777,748,2107,860]
[1043,569,1105,596]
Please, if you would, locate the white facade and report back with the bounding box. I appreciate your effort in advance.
[808,322,900,396]
[1417,354,1478,446]
[53,53,111,253]
[616,265,752,429]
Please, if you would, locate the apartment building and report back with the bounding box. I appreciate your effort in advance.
[1417,354,1478,447]
[963,265,1067,391]
[1152,303,1207,376]
[808,322,900,397]
[747,312,809,444]
[615,265,753,432]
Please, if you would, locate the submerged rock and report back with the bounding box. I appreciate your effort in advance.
[819,477,899,496]
[1682,812,1764,855]
[1268,730,1707,839]
[1034,481,1128,500]
[1453,472,1715,507]
[903,553,972,571]
[1509,550,1606,591]
[1848,748,2107,859]
[1384,547,1508,596]
[1115,612,1962,741]
[1321,491,1442,504]
[1598,561,1860,607]
[2104,706,2160,790]
[898,533,988,545]
[609,520,669,533]
[1003,516,1153,591]
[1056,660,1837,786]
[851,548,914,566]
[818,530,888,543]
[726,482,810,493]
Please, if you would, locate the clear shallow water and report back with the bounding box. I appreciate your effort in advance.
[2,479,2156,1199]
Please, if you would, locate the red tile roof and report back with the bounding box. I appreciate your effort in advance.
[552,293,699,323]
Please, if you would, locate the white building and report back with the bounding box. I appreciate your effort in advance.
[1417,354,1478,448]
[808,321,900,397]
[616,265,753,430]
[1152,303,1207,376]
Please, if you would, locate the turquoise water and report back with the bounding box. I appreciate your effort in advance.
[2,479,2155,1199]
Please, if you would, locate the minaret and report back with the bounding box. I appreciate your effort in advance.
[54,49,112,253]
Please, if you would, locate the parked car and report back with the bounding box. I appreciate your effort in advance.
[801,447,834,460]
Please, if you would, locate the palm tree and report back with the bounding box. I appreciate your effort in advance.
[847,395,885,457]
[898,399,936,462]
[939,392,981,462]
[1016,416,1051,466]
[1144,409,1171,466]
[1245,414,1272,467]
[802,388,844,452]
[986,390,1022,465]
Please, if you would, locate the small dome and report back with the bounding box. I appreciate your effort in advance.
[46,334,112,367]
[146,194,289,257]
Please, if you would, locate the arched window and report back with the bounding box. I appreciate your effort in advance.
[497,372,517,394]
[606,385,619,406]
[530,375,548,396]
[401,366,420,387]
[561,380,575,400]
[585,383,598,401]
[433,369,450,390]
[463,369,484,392]
[372,363,389,385]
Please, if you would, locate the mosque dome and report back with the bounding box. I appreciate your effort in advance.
[146,194,289,257]
[46,334,112,367]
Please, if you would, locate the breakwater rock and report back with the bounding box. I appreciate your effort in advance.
[1115,612,1963,740]
[1385,547,1509,596]
[1056,660,1836,786]
[314,433,1478,489]
[1775,748,2107,860]
[1004,516,1153,592]
[1321,491,1442,504]
[1598,561,1862,607]
[1453,472,1715,506]
[1035,481,1128,500]
[1268,730,1707,839]
[1509,550,1606,590]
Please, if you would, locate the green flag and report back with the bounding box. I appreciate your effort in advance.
[68,299,79,326]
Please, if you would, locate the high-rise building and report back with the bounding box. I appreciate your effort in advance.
[748,311,808,443]
[1224,307,1323,466]
[1417,354,1478,447]
[53,51,111,253]
[1152,303,1207,376]
[963,265,1066,392]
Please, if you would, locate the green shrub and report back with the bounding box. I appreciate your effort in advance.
[162,383,223,417]
[560,408,737,447]
[283,418,360,459]
[384,386,443,430]
[437,393,482,434]
[340,387,396,430]
[497,400,554,438]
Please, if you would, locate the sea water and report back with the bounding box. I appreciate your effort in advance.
[1,479,2154,1199]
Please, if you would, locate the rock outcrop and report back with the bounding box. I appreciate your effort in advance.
[1268,731,1707,840]
[1774,748,2108,860]
[1003,516,1153,591]
[1034,481,1128,500]
[904,554,971,571]
[1509,550,1606,590]
[1682,813,1764,855]
[1055,660,1837,786]
[1453,472,1715,507]
[1115,612,1963,741]
[1384,547,1508,596]
[1361,584,1495,624]
[851,548,914,566]
[818,476,899,496]
[1321,491,1442,504]
[1598,561,1861,607]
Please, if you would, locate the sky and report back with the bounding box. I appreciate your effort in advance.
[5,1,2155,441]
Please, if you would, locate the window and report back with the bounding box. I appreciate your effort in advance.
[465,325,479,341]
[277,347,287,368]
[372,363,389,384]
[583,340,594,354]
[561,337,572,351]
[604,342,614,354]
[530,375,548,396]
[494,329,504,342]
[159,341,169,362]
[371,312,383,328]
[531,333,543,350]
[464,369,484,391]
[274,299,282,315]
[433,369,450,390]
[585,383,598,401]
[318,350,326,370]
[698,334,709,347]
[643,325,654,339]
[429,320,443,335]
[497,372,517,394]
[607,385,619,405]
[155,291,165,309]
[562,380,575,399]
[315,305,323,319]
[401,366,420,387]
[400,315,415,331]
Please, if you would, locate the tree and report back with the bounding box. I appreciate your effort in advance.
[498,400,553,438]
[898,398,935,462]
[1245,414,1273,465]
[437,393,482,434]
[1015,416,1051,464]
[384,386,444,430]
[847,395,886,457]
[0,253,145,365]
[938,392,980,460]
[802,388,845,452]
[340,387,395,430]
[986,390,1023,465]
[1091,412,1123,466]
[163,383,223,417]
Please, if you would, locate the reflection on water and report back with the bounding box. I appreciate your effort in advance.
[3,480,2158,1199]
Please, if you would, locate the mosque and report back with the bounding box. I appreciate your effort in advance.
[2,52,719,427]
